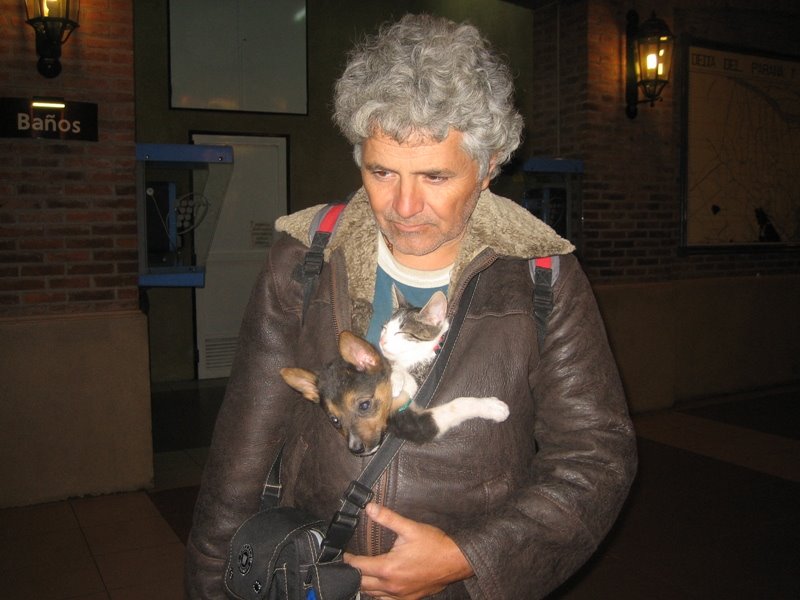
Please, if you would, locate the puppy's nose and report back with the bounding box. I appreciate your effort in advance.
[348,438,365,454]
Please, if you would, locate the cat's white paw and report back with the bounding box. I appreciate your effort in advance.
[482,397,510,422]
[445,396,509,422]
[430,396,510,435]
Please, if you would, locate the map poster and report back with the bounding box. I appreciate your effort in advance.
[683,41,800,249]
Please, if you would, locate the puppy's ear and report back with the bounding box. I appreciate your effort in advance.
[339,330,382,373]
[279,367,320,403]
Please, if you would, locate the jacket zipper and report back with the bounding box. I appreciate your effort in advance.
[367,471,389,555]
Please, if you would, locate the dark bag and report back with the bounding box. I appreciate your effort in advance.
[224,506,360,600]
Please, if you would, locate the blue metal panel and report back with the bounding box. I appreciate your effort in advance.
[136,143,233,164]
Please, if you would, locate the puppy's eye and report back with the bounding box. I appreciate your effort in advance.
[358,399,372,412]
[329,415,341,429]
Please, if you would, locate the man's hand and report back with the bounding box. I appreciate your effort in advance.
[343,502,474,600]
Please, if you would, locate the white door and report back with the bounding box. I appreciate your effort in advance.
[192,134,287,379]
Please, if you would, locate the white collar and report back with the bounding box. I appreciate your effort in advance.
[377,234,452,288]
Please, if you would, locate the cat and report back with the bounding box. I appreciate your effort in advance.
[378,285,509,443]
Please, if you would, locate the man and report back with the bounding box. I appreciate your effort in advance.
[185,14,636,599]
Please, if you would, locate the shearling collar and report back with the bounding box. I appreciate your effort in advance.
[275,187,573,333]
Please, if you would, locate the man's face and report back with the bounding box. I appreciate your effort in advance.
[361,129,492,270]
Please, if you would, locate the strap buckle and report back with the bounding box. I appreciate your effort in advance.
[318,482,374,562]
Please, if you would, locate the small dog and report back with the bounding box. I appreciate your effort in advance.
[280,331,509,455]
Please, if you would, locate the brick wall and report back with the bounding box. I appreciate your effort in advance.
[530,0,800,282]
[0,0,137,316]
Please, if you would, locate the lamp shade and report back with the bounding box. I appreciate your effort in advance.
[634,13,674,104]
[23,0,80,77]
[24,0,80,29]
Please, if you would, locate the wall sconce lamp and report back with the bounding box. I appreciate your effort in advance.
[625,9,674,119]
[24,0,80,78]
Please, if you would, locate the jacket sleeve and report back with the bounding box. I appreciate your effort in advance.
[184,237,304,599]
[452,255,637,600]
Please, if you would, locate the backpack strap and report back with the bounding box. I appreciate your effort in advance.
[529,256,559,349]
[259,446,284,511]
[300,202,346,324]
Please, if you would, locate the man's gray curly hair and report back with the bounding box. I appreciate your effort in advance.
[333,14,523,180]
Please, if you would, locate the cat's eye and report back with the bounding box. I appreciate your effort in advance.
[358,399,372,412]
[329,415,341,428]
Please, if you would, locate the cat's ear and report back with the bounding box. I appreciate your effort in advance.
[280,367,320,403]
[339,330,383,373]
[419,291,447,326]
[390,284,408,310]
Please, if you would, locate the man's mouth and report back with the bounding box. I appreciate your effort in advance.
[391,221,428,233]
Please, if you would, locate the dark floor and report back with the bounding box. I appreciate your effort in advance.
[550,436,799,599]
[678,389,800,440]
[144,382,800,599]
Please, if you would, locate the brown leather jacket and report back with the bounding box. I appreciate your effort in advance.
[184,189,637,599]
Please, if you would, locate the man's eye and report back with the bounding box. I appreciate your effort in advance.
[329,415,341,428]
[425,174,448,183]
[358,399,372,412]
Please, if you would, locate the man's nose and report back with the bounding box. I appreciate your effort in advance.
[393,179,424,218]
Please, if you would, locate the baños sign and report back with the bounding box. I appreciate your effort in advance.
[0,98,98,141]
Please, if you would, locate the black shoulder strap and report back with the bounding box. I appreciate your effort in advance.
[259,276,479,561]
[300,202,347,324]
[317,274,480,562]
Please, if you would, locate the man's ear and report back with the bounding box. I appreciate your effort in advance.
[339,330,382,373]
[279,367,320,403]
[481,157,497,190]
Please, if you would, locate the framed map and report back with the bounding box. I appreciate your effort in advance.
[682,39,800,250]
